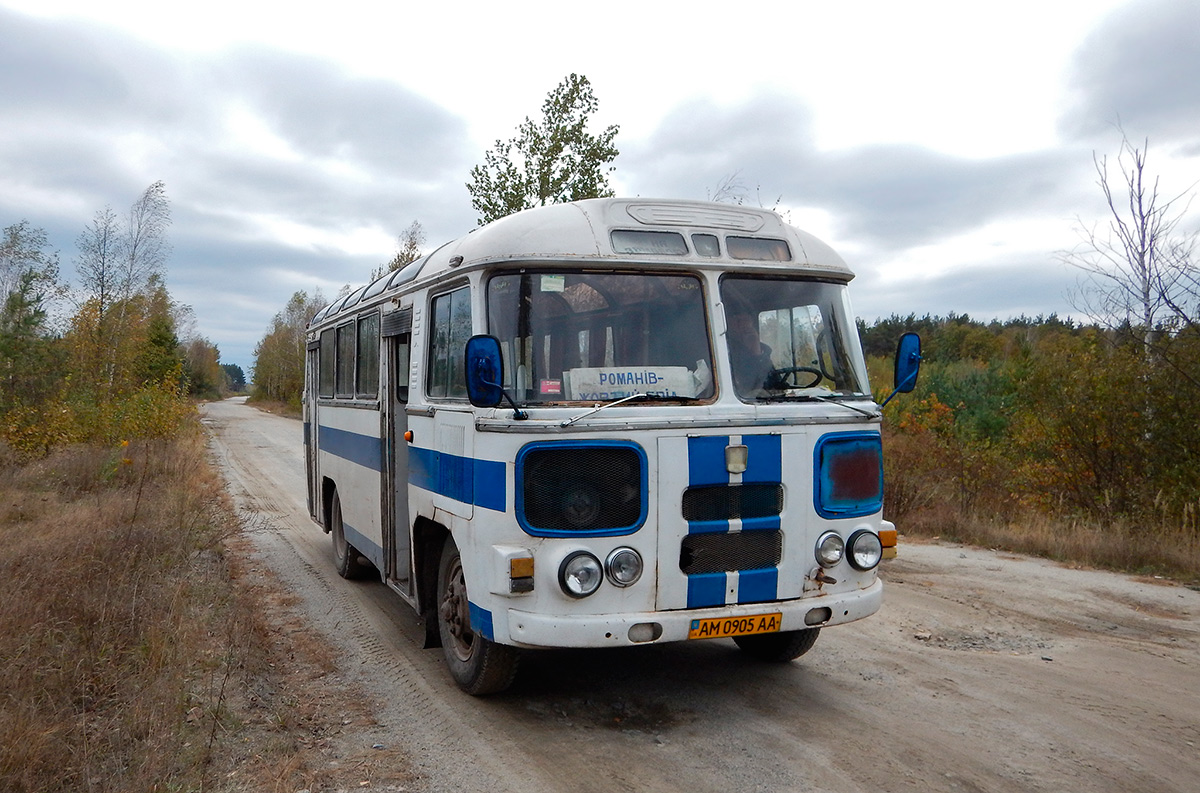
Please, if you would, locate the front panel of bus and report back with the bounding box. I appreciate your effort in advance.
[407,263,887,648]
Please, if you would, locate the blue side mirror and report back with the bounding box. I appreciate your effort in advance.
[879,332,921,408]
[893,332,921,394]
[465,335,505,408]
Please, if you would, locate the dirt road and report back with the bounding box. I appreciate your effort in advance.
[202,397,1199,793]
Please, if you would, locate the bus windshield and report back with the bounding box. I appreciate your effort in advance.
[720,276,870,400]
[487,271,714,404]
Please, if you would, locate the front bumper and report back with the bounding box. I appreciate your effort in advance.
[501,577,882,648]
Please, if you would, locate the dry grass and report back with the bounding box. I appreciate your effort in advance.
[243,397,301,420]
[895,501,1200,585]
[0,422,414,792]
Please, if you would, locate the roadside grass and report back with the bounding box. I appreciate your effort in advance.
[0,421,412,792]
[894,501,1200,584]
[244,396,301,419]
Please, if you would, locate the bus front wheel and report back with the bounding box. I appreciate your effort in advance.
[436,536,520,695]
[733,627,820,662]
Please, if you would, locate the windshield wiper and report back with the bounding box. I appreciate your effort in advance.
[561,392,649,427]
[756,392,880,417]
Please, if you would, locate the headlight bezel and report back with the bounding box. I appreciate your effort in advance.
[558,550,603,598]
[815,530,845,568]
[847,529,883,571]
[605,547,643,587]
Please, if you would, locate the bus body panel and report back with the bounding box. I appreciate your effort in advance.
[316,403,386,571]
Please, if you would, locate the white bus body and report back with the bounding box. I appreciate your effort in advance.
[303,198,918,694]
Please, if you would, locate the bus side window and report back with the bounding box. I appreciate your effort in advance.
[395,334,410,403]
[318,329,335,398]
[335,322,355,398]
[356,312,380,398]
[427,287,472,399]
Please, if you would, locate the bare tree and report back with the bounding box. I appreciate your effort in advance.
[76,182,171,310]
[385,220,426,274]
[1063,134,1197,352]
[75,206,123,315]
[121,180,171,298]
[707,171,785,214]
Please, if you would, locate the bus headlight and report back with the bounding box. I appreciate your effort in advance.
[605,547,643,587]
[559,551,603,598]
[847,529,883,571]
[815,531,845,568]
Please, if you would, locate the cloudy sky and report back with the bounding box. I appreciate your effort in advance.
[2,0,1198,374]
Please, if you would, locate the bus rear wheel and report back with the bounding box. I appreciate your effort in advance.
[733,627,820,662]
[330,489,371,580]
[436,536,520,695]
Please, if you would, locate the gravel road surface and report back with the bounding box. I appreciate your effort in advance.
[202,397,1200,793]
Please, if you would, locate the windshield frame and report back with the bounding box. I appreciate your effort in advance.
[485,268,716,407]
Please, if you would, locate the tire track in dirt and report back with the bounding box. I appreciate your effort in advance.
[202,398,1200,793]
[203,400,568,793]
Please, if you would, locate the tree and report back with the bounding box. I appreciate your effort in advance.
[122,180,171,294]
[181,337,222,399]
[74,182,174,398]
[252,290,326,407]
[0,222,62,411]
[467,74,619,225]
[373,220,426,280]
[220,364,246,392]
[75,206,123,319]
[1062,134,1198,377]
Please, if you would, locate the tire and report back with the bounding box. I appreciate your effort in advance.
[436,536,520,695]
[330,489,371,580]
[733,627,820,662]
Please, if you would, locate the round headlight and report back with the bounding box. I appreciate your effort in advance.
[605,547,643,587]
[559,551,603,598]
[815,531,845,568]
[848,529,883,571]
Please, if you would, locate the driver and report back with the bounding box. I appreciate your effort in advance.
[727,311,781,396]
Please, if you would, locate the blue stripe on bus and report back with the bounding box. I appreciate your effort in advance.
[743,433,782,483]
[319,425,384,472]
[408,445,506,512]
[685,434,782,606]
[687,572,727,609]
[318,426,506,513]
[687,435,730,487]
[468,601,494,641]
[738,567,779,604]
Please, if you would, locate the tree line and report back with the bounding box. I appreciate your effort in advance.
[0,182,236,455]
[247,75,1197,573]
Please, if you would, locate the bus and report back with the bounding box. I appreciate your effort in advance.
[303,198,920,695]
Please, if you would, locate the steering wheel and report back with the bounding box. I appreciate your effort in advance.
[769,366,822,389]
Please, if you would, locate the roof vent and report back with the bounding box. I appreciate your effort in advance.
[625,202,766,232]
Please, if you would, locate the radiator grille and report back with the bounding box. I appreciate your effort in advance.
[520,445,643,534]
[682,483,784,522]
[680,530,783,575]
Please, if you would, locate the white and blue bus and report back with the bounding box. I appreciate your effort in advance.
[303,198,920,694]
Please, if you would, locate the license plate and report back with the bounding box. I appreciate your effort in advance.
[688,612,782,640]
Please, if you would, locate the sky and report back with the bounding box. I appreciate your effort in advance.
[2,0,1199,375]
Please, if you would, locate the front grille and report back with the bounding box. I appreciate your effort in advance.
[680,530,783,575]
[682,483,784,522]
[519,444,643,534]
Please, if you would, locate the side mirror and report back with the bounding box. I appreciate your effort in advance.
[879,332,921,408]
[465,335,504,408]
[893,332,921,394]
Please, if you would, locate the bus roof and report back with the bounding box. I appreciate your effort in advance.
[311,198,854,326]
